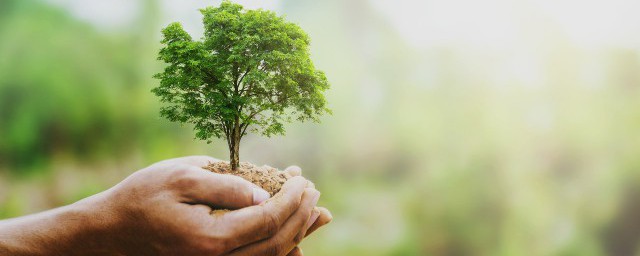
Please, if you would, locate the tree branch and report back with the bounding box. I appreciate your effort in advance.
[238,105,269,136]
[239,61,265,96]
[220,119,232,150]
[200,68,219,85]
[238,67,251,90]
[240,122,249,137]
[199,68,232,100]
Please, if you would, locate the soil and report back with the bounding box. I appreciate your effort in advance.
[203,161,292,196]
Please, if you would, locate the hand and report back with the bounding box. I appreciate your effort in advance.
[0,156,325,256]
[280,166,333,256]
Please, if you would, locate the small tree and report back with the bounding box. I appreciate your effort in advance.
[153,1,330,170]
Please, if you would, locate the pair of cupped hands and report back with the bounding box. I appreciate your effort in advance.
[101,155,332,255]
[0,156,331,256]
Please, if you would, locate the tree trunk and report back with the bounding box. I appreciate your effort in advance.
[230,138,240,170]
[229,144,239,170]
[229,119,241,170]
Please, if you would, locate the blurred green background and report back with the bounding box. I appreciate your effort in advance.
[2,0,640,255]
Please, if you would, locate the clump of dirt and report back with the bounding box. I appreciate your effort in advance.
[203,161,291,196]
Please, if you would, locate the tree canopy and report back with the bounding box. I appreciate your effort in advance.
[153,1,330,169]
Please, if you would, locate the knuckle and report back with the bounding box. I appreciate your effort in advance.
[170,164,192,175]
[293,232,305,244]
[265,239,285,256]
[169,165,198,188]
[262,208,281,237]
[285,196,302,213]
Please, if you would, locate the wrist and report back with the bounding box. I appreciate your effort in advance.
[0,191,118,255]
[67,190,123,254]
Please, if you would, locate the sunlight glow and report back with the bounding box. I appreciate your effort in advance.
[372,0,640,50]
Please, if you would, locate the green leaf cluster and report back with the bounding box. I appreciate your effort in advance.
[153,1,330,164]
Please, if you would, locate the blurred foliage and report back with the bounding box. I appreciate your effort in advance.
[0,0,194,173]
[2,0,640,255]
[0,0,128,169]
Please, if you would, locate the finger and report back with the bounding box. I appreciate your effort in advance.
[284,166,315,189]
[286,247,303,256]
[227,188,320,256]
[285,166,302,176]
[296,207,320,240]
[155,155,220,168]
[304,207,332,237]
[177,166,270,208]
[216,176,309,249]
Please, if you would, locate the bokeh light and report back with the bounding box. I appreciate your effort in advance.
[2,0,640,255]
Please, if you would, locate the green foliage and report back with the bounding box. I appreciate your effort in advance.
[5,0,640,255]
[0,0,175,173]
[153,1,330,165]
[0,0,141,171]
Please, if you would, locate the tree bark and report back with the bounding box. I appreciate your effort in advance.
[230,136,240,170]
[229,118,241,170]
[229,143,238,171]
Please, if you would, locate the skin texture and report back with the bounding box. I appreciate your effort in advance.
[0,156,332,256]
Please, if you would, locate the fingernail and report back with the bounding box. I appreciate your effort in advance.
[305,210,320,230]
[252,188,270,205]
